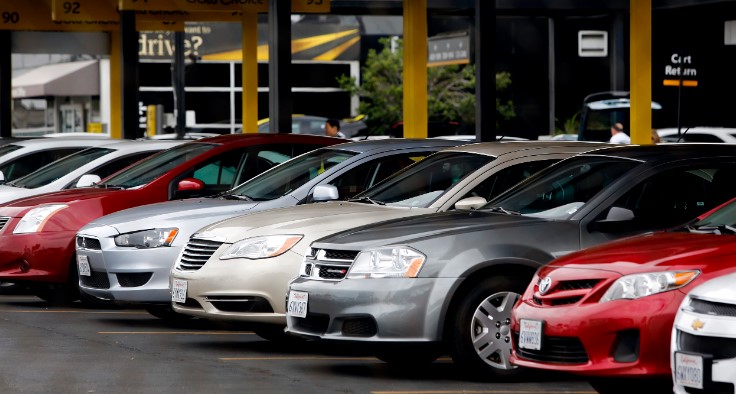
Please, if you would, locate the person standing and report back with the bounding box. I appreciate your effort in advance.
[609,122,630,144]
[325,118,346,138]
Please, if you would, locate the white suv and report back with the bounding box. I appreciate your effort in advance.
[658,127,736,143]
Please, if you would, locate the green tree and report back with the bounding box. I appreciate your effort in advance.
[338,37,515,134]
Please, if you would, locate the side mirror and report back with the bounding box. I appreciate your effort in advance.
[177,178,205,192]
[76,174,101,188]
[454,196,487,210]
[312,184,339,202]
[591,207,637,233]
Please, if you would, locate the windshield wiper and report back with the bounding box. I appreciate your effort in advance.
[348,196,385,205]
[220,194,253,201]
[96,184,126,190]
[484,206,521,215]
[687,224,736,235]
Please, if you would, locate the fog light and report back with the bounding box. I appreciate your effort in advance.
[19,260,30,272]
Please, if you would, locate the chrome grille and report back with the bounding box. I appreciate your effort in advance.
[0,216,10,232]
[177,238,224,271]
[689,297,736,317]
[300,248,358,280]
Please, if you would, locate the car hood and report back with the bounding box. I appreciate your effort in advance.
[0,188,119,217]
[311,210,547,250]
[685,271,736,304]
[197,201,431,244]
[546,231,736,275]
[0,185,37,204]
[83,198,260,235]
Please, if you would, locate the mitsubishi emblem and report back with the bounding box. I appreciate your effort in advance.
[539,277,552,295]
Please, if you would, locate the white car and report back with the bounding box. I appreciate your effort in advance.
[0,138,116,183]
[0,140,184,204]
[658,127,736,143]
[170,141,609,339]
[672,271,736,393]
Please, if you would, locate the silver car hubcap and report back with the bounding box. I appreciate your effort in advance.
[470,291,521,370]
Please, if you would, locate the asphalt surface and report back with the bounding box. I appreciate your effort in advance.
[0,294,596,393]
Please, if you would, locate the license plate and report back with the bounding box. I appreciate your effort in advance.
[518,319,543,350]
[675,352,704,389]
[171,279,187,303]
[286,290,308,318]
[77,255,91,277]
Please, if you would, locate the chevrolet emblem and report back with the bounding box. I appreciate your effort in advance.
[691,318,705,331]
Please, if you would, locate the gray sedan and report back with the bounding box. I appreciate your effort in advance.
[286,144,736,380]
[77,138,461,319]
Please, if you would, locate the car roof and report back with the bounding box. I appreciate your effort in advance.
[190,133,342,145]
[92,140,186,151]
[327,138,465,153]
[445,141,614,156]
[8,138,116,149]
[578,143,736,163]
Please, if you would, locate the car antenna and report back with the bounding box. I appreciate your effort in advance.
[676,127,690,143]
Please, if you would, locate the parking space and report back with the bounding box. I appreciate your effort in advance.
[0,295,594,393]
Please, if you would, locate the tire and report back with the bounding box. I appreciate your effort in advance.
[588,377,672,394]
[34,258,81,305]
[375,345,442,365]
[144,305,195,322]
[447,275,528,380]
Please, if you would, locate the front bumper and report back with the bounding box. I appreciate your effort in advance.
[510,291,683,378]
[170,249,305,325]
[77,234,182,304]
[284,275,459,343]
[672,309,736,394]
[0,230,76,284]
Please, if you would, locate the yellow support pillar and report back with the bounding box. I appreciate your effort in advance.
[109,30,122,139]
[630,0,652,145]
[241,12,259,133]
[403,0,428,139]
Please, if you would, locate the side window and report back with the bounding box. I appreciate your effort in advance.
[0,148,82,181]
[460,159,559,203]
[64,152,156,189]
[328,152,427,199]
[600,164,736,229]
[682,134,724,143]
[238,145,298,184]
[176,150,249,197]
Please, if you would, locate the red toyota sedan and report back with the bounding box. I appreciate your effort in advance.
[511,197,736,393]
[0,134,342,304]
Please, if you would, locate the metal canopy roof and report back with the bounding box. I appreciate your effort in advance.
[11,59,99,99]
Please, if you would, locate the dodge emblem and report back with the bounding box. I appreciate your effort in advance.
[539,277,552,295]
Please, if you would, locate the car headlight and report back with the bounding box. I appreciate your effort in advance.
[600,270,699,302]
[347,247,426,279]
[114,228,179,248]
[13,204,68,234]
[220,235,303,260]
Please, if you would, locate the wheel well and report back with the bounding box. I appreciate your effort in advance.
[441,263,537,343]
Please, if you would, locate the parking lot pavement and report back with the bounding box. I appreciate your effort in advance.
[0,295,596,393]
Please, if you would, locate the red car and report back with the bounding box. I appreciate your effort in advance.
[510,197,736,394]
[0,134,342,304]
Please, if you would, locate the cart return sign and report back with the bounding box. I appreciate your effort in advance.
[664,53,698,87]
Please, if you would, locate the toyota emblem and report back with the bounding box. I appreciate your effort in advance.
[539,277,552,295]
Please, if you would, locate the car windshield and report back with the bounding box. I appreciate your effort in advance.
[358,151,493,207]
[9,147,114,189]
[0,144,23,157]
[484,156,639,219]
[229,148,357,201]
[99,143,216,188]
[688,199,736,234]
